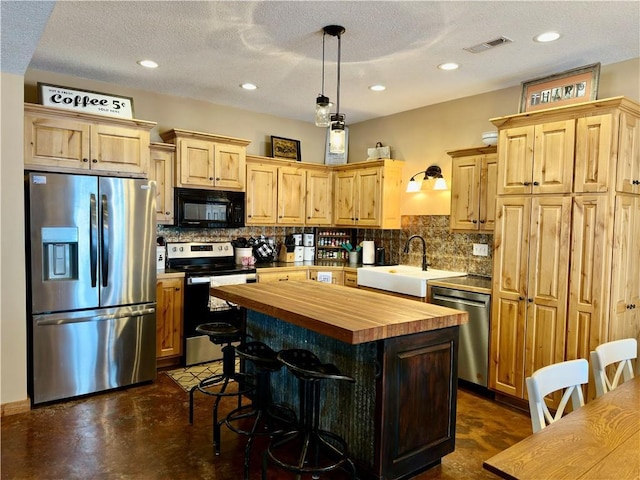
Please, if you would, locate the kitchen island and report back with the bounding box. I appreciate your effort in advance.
[212,280,468,480]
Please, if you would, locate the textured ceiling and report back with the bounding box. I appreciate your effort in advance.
[6,1,640,124]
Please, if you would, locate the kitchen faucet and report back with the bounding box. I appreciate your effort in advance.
[403,235,429,271]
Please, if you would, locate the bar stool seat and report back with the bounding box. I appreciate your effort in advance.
[262,348,357,479]
[188,322,253,453]
[222,341,296,479]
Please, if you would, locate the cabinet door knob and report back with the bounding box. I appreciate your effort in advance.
[523,181,531,186]
[209,177,213,181]
[528,298,533,303]
[216,177,220,181]
[175,287,180,291]
[479,219,486,224]
[92,159,98,163]
[533,181,540,186]
[83,158,89,163]
[165,211,171,215]
[472,220,478,224]
[518,296,525,301]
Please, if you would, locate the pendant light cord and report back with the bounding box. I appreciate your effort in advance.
[336,32,341,117]
[321,32,326,96]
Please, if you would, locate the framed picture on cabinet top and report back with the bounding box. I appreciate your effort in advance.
[519,63,600,113]
[271,136,301,161]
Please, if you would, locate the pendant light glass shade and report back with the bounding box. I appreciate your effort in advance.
[329,119,346,153]
[315,94,332,127]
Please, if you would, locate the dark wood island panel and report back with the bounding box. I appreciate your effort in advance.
[212,281,468,480]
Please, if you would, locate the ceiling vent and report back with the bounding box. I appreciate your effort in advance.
[464,36,513,54]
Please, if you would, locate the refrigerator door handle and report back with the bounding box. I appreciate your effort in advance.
[34,306,157,326]
[90,193,98,287]
[101,194,109,287]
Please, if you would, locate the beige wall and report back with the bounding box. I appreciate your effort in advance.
[350,58,640,215]
[1,72,28,405]
[24,70,328,163]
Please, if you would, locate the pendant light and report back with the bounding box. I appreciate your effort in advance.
[315,31,332,127]
[322,25,346,154]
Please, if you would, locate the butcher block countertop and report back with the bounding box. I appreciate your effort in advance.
[212,280,468,345]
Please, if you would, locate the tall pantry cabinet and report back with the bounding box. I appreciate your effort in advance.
[489,97,640,404]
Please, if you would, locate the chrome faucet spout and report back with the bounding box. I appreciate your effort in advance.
[403,235,429,271]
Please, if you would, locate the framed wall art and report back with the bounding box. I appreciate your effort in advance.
[271,136,301,161]
[519,63,600,113]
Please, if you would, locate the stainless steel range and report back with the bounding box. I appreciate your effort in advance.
[166,242,256,366]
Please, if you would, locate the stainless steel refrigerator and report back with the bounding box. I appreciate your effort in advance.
[25,172,157,404]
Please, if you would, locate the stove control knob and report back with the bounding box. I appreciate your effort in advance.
[179,246,184,252]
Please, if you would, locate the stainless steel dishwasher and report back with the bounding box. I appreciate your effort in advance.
[429,286,491,387]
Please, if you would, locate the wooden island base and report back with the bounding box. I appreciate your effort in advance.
[212,281,467,480]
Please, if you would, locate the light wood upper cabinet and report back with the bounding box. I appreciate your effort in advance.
[246,156,336,227]
[497,120,575,195]
[277,166,306,225]
[449,146,497,232]
[156,276,183,360]
[574,114,613,193]
[333,160,403,229]
[615,112,640,194]
[149,142,175,224]
[159,129,249,191]
[305,168,333,225]
[24,103,154,177]
[246,161,278,225]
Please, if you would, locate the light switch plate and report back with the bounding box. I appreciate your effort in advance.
[473,243,489,256]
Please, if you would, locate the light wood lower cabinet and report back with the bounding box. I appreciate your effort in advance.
[344,270,358,288]
[490,196,571,403]
[308,267,344,285]
[256,268,308,283]
[156,277,184,362]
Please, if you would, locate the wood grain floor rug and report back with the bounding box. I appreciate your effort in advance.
[165,359,239,392]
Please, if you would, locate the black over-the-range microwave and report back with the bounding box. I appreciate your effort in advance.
[174,188,245,228]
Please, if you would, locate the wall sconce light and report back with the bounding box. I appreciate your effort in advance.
[406,165,448,192]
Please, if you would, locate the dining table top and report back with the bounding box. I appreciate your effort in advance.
[483,375,640,480]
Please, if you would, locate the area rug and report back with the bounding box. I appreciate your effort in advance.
[165,360,238,392]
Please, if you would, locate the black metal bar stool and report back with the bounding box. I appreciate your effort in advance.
[188,322,253,452]
[262,348,357,480]
[222,341,296,479]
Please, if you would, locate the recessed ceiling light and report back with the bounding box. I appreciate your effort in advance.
[534,31,561,43]
[438,63,459,71]
[137,59,158,69]
[369,85,386,92]
[240,83,257,90]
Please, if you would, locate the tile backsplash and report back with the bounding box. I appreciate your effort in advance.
[158,215,493,277]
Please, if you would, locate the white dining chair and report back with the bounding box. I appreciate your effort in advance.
[590,338,637,398]
[525,358,589,433]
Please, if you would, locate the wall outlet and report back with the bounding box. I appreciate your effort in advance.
[473,243,489,256]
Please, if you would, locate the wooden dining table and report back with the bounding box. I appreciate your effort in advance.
[483,375,640,479]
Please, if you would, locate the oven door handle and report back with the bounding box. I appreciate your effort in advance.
[187,277,213,285]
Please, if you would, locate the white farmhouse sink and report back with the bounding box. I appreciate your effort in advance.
[357,265,466,297]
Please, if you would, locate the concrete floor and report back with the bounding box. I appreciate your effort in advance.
[1,373,532,479]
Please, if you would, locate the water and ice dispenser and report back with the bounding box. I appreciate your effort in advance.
[41,227,78,281]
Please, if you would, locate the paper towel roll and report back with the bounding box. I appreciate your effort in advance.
[362,241,375,264]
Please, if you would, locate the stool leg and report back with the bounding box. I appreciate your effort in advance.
[213,376,230,455]
[188,384,197,424]
[243,408,263,480]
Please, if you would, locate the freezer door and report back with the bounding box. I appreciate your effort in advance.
[31,304,157,404]
[99,177,156,307]
[27,172,99,313]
